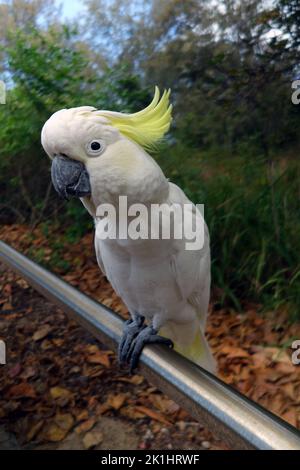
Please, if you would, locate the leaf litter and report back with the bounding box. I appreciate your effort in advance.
[1,223,300,449]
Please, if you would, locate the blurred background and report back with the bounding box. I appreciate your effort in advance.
[0,0,300,450]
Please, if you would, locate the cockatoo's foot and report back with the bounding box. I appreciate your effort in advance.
[127,325,174,372]
[118,315,145,365]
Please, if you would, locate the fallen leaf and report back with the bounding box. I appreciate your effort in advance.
[82,430,103,449]
[82,365,104,378]
[75,418,96,434]
[87,396,99,409]
[148,394,179,414]
[44,423,69,442]
[134,406,171,425]
[281,383,296,401]
[52,338,64,347]
[2,302,12,310]
[220,346,250,359]
[26,420,44,442]
[115,375,144,385]
[41,339,52,350]
[7,382,36,399]
[95,403,111,416]
[106,393,127,410]
[50,386,72,399]
[120,406,146,420]
[282,409,298,427]
[76,410,89,422]
[275,361,296,375]
[33,324,52,341]
[53,413,74,432]
[85,345,99,354]
[87,352,110,368]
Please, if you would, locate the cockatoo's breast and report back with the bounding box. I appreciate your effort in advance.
[97,235,183,323]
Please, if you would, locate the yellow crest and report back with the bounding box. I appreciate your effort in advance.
[96,87,172,151]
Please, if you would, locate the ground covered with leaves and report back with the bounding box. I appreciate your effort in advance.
[1,224,300,450]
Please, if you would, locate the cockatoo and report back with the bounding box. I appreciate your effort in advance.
[41,87,216,373]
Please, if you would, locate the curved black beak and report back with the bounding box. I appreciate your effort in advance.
[51,155,91,200]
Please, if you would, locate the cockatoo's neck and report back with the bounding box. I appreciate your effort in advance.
[85,138,169,213]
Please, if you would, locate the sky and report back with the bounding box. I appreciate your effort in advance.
[59,0,85,20]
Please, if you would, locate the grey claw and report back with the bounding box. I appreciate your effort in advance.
[128,326,174,372]
[118,316,145,365]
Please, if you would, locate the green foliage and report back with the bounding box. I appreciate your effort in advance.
[157,147,300,316]
[0,25,150,225]
[64,201,93,243]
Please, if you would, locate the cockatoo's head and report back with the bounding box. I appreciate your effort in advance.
[41,87,172,210]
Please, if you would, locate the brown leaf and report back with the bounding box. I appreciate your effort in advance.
[221,346,250,359]
[115,375,144,385]
[106,393,127,410]
[85,345,100,354]
[44,423,69,442]
[41,339,52,350]
[95,403,111,416]
[7,382,36,399]
[52,338,64,347]
[76,410,89,422]
[87,352,110,368]
[281,383,296,401]
[33,324,52,341]
[87,396,99,409]
[266,370,283,383]
[251,351,268,369]
[148,394,179,414]
[2,302,12,310]
[75,418,96,434]
[120,406,146,420]
[282,409,298,427]
[50,386,72,400]
[82,430,103,449]
[268,394,285,415]
[275,361,296,375]
[53,413,74,432]
[134,406,171,425]
[82,365,104,378]
[26,420,44,442]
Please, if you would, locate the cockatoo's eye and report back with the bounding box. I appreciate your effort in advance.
[86,139,105,157]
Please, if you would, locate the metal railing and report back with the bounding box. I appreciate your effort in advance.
[1,240,300,450]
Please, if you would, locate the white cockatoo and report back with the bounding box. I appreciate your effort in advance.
[41,88,216,373]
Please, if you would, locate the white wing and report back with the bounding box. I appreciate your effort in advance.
[94,234,107,277]
[168,183,211,329]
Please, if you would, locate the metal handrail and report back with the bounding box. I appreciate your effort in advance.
[1,240,300,450]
